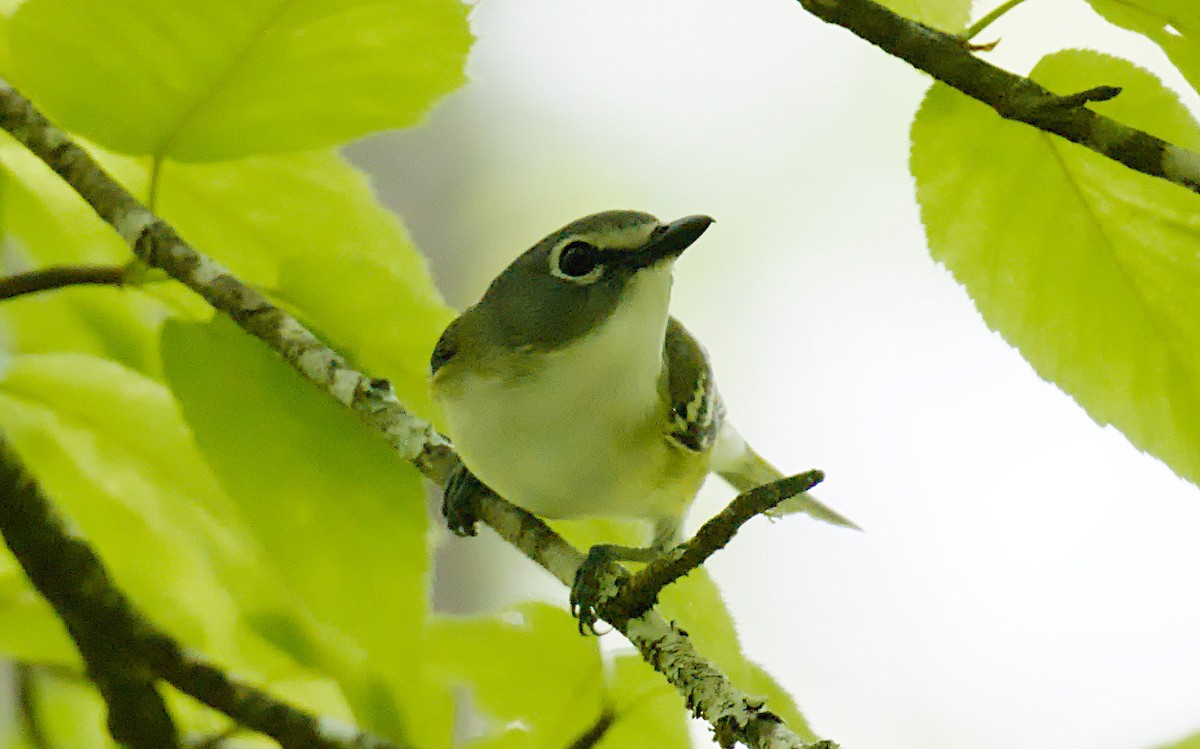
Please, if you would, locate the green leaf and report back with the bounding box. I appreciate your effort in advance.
[157,150,409,287]
[0,139,166,374]
[1086,0,1200,97]
[8,0,471,161]
[0,140,130,266]
[154,150,454,418]
[278,246,453,425]
[1155,731,1200,749]
[600,655,690,748]
[428,603,605,748]
[880,0,971,33]
[18,673,109,749]
[0,354,257,661]
[911,50,1200,488]
[0,551,74,665]
[0,353,385,720]
[161,316,451,746]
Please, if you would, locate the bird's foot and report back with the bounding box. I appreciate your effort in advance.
[569,545,627,635]
[442,462,486,537]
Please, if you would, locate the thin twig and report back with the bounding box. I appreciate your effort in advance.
[565,707,616,749]
[794,0,1200,193]
[0,434,404,749]
[0,264,125,301]
[148,155,164,210]
[612,471,825,622]
[0,83,831,749]
[16,664,51,749]
[961,0,1029,40]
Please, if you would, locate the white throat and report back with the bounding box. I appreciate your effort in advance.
[566,262,674,390]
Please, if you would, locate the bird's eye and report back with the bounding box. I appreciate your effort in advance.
[557,241,600,278]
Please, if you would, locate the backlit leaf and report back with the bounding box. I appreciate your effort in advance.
[161,316,451,746]
[8,0,471,160]
[911,50,1200,487]
[1086,0,1200,96]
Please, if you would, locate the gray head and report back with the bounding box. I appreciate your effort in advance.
[475,210,713,352]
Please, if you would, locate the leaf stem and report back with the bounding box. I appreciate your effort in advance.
[148,155,164,210]
[17,664,50,749]
[962,0,1029,40]
[0,264,126,301]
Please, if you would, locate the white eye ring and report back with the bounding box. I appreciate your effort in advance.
[550,240,605,284]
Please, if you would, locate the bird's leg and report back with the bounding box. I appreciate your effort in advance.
[442,461,489,537]
[570,517,681,633]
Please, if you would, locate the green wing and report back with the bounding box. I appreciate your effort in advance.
[662,317,724,453]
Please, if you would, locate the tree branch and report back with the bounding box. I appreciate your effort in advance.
[0,83,832,749]
[794,0,1200,194]
[0,264,126,301]
[0,436,180,749]
[614,471,825,621]
[0,434,404,749]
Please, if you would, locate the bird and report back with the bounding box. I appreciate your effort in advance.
[430,210,855,627]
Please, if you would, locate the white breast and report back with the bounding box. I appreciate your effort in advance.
[438,265,704,520]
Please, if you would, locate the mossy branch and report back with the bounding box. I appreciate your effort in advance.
[0,83,832,749]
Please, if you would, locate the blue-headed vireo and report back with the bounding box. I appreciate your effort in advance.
[431,210,855,617]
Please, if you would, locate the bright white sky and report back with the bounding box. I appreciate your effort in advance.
[355,1,1200,747]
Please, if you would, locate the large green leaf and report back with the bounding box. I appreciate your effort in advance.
[911,50,1200,487]
[154,150,454,418]
[0,352,380,743]
[8,0,471,161]
[161,316,451,746]
[1086,0,1200,97]
[0,354,263,663]
[429,603,604,749]
[600,655,690,748]
[156,150,438,288]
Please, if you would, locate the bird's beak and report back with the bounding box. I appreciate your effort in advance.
[627,214,714,269]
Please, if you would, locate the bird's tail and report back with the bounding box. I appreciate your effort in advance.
[714,434,860,531]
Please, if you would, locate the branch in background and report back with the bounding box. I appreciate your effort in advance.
[0,434,404,749]
[0,264,126,301]
[0,84,832,749]
[147,640,400,749]
[794,0,1200,194]
[0,437,180,749]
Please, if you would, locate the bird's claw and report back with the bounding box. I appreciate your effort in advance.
[442,463,485,537]
[570,545,623,635]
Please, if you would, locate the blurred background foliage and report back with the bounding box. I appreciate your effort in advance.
[0,0,1199,748]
